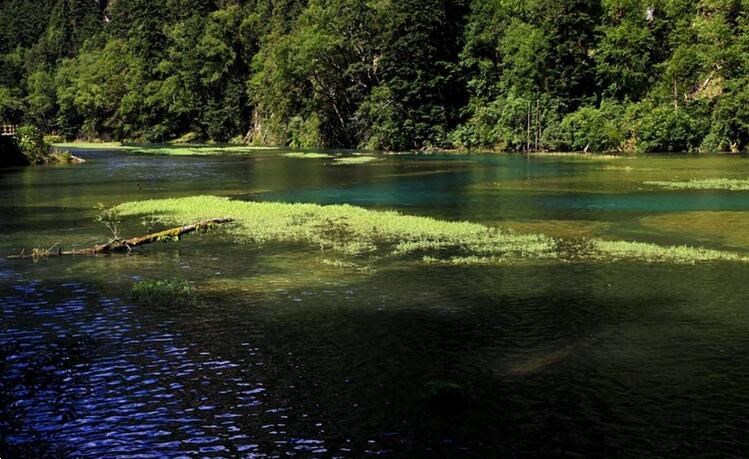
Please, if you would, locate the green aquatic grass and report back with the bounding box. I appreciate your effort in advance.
[116,196,557,261]
[589,240,746,263]
[645,178,749,191]
[333,156,379,165]
[130,279,197,306]
[283,152,333,159]
[114,196,749,265]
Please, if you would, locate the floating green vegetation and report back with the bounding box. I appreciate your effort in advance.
[588,240,747,263]
[645,178,749,191]
[115,196,749,265]
[116,196,557,261]
[423,255,506,265]
[528,152,629,160]
[333,155,379,165]
[283,152,333,159]
[130,279,197,306]
[127,144,276,156]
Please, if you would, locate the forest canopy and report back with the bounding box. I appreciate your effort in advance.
[1,0,749,153]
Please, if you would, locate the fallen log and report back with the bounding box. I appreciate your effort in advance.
[9,218,233,259]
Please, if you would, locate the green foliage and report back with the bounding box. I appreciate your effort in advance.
[594,0,656,100]
[287,114,321,148]
[0,86,25,123]
[15,125,52,163]
[43,134,63,144]
[360,0,469,151]
[635,105,706,153]
[2,0,749,152]
[703,77,749,152]
[559,102,625,152]
[130,279,197,307]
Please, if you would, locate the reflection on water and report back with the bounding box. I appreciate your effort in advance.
[2,151,749,457]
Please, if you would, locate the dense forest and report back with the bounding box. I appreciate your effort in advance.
[1,0,748,152]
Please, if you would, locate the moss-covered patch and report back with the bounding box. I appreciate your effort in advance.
[645,178,749,191]
[114,196,749,265]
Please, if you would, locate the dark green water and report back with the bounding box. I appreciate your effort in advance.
[2,150,749,457]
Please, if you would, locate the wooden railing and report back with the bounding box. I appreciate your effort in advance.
[1,124,18,137]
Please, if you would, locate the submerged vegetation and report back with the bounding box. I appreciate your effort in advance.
[645,178,749,191]
[115,196,749,265]
[3,1,749,153]
[130,279,197,307]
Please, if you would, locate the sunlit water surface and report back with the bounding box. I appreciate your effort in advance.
[2,150,749,457]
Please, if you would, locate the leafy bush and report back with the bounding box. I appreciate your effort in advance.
[634,105,705,153]
[130,279,197,307]
[16,125,52,163]
[558,101,625,152]
[287,114,321,148]
[452,94,565,152]
[702,77,749,152]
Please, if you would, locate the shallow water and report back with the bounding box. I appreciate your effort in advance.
[2,150,749,457]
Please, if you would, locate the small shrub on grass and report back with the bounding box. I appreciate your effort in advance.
[130,279,197,307]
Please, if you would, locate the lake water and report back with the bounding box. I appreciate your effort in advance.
[2,150,749,457]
